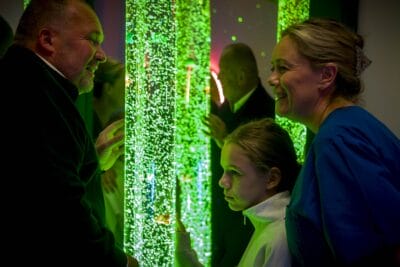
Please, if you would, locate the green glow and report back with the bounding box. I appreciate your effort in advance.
[23,0,30,8]
[276,0,310,162]
[125,1,177,266]
[175,0,211,266]
[125,0,211,266]
[277,0,310,39]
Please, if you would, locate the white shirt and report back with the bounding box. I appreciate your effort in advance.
[233,87,256,113]
[35,53,66,78]
[238,191,291,267]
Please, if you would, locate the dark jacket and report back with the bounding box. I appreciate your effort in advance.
[0,45,126,266]
[218,82,275,132]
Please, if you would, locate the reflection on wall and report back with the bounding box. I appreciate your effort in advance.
[211,0,277,93]
[211,0,308,161]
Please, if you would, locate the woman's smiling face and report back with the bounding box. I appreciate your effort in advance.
[268,36,323,124]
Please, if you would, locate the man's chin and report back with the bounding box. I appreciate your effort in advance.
[77,81,94,95]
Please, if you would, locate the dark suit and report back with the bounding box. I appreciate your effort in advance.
[0,45,126,266]
[211,82,275,267]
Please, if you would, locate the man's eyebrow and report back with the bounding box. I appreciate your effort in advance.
[89,31,104,42]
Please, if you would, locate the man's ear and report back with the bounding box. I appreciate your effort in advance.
[37,28,56,54]
[319,63,337,91]
[266,167,281,190]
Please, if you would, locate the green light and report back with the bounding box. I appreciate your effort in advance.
[231,35,237,41]
[175,0,211,265]
[125,0,211,266]
[277,0,310,39]
[237,16,244,23]
[276,0,310,162]
[125,1,177,265]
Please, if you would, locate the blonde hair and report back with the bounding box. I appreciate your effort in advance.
[224,118,300,192]
[281,18,371,101]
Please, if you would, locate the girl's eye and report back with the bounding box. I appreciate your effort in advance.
[227,169,241,177]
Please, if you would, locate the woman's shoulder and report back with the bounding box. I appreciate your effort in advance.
[318,106,398,145]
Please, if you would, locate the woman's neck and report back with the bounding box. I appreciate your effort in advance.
[309,96,354,133]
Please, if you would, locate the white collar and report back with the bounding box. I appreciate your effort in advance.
[35,53,66,78]
[233,86,256,113]
[243,191,290,227]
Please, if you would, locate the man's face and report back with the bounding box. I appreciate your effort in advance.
[218,53,240,105]
[51,1,106,94]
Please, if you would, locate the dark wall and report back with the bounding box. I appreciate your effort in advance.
[310,0,359,30]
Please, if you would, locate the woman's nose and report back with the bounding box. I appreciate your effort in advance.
[267,71,278,87]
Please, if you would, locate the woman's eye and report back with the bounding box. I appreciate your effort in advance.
[277,65,288,73]
[271,65,287,73]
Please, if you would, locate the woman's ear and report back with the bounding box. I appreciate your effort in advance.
[266,167,281,190]
[319,63,337,91]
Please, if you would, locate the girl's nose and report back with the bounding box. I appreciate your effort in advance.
[218,174,230,189]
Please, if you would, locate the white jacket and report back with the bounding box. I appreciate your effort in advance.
[238,191,291,267]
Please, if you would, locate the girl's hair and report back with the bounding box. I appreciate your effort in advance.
[225,118,301,192]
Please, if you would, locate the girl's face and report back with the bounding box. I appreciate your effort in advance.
[268,36,323,124]
[219,143,269,211]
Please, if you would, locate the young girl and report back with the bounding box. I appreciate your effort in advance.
[220,118,300,267]
[176,118,300,267]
